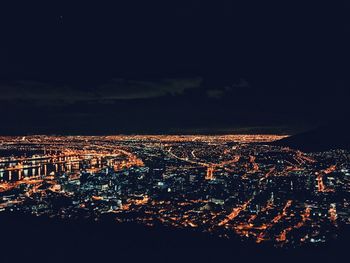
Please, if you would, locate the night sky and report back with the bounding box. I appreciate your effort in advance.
[0,1,347,135]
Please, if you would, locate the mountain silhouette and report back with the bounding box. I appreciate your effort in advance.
[274,125,350,152]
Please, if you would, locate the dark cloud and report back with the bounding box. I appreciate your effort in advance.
[206,79,249,98]
[0,1,345,135]
[0,78,202,104]
[95,78,202,100]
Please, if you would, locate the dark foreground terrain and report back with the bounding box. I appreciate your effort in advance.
[0,213,347,263]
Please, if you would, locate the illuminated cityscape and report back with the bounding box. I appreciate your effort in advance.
[0,1,345,262]
[1,134,349,248]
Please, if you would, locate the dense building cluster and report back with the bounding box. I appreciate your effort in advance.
[0,135,349,247]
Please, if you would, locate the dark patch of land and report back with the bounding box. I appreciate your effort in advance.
[0,212,348,263]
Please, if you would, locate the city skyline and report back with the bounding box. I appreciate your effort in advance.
[1,134,348,249]
[0,1,347,263]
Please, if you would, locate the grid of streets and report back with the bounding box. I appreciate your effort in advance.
[1,135,350,247]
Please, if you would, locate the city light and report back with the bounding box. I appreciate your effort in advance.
[0,134,349,247]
